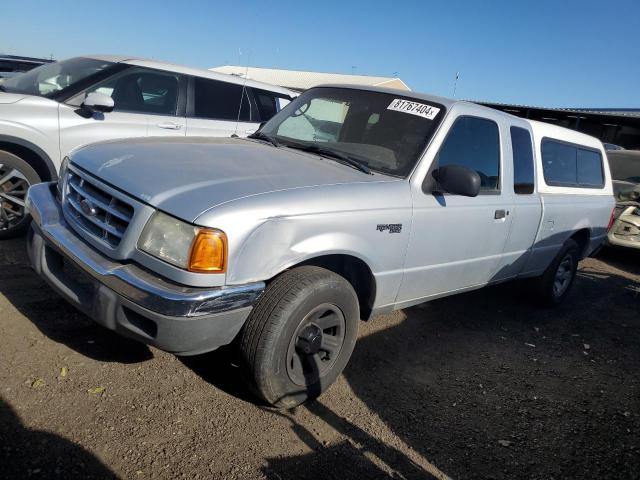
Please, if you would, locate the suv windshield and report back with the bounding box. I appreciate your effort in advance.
[0,57,115,98]
[260,87,445,177]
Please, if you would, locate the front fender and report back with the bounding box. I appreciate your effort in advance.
[0,111,60,176]
[227,210,411,309]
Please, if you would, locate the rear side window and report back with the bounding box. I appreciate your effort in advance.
[542,139,604,188]
[510,126,535,194]
[436,116,501,191]
[194,77,251,121]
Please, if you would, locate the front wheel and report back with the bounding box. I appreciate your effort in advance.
[0,151,41,239]
[239,266,360,408]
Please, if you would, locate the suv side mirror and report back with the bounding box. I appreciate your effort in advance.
[81,92,114,115]
[430,164,481,197]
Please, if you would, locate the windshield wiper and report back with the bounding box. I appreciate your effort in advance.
[287,144,372,175]
[247,131,280,148]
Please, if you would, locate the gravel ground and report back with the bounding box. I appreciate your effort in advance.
[1,237,639,480]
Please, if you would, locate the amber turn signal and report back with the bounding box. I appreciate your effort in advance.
[187,229,227,273]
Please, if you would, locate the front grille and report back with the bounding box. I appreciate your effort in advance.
[64,168,134,248]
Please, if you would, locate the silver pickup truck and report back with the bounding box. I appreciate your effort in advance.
[26,85,614,407]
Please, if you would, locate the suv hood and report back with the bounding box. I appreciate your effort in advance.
[0,92,29,104]
[70,137,390,222]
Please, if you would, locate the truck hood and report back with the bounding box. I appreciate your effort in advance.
[70,137,390,222]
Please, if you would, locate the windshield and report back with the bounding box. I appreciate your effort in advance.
[0,57,115,98]
[260,87,445,177]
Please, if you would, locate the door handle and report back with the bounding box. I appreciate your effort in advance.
[494,209,508,220]
[156,122,182,130]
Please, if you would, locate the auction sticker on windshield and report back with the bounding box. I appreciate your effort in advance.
[387,99,440,120]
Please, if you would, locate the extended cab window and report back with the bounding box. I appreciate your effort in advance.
[542,139,604,188]
[85,68,180,115]
[510,126,535,194]
[194,77,251,121]
[436,116,501,191]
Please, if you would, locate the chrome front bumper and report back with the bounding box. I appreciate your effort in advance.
[26,182,264,355]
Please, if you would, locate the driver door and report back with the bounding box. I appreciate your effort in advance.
[396,109,513,306]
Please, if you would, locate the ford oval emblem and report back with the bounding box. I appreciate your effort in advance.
[80,199,98,217]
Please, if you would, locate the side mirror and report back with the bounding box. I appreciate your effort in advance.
[430,164,481,197]
[82,92,114,114]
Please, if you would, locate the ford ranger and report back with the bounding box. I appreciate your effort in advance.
[26,85,615,407]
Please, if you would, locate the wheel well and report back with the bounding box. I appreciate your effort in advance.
[570,228,590,259]
[294,254,376,320]
[0,141,56,181]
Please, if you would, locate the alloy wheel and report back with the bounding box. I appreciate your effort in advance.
[0,163,31,233]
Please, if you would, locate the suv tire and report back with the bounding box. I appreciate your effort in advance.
[532,238,580,306]
[239,266,359,408]
[0,151,41,239]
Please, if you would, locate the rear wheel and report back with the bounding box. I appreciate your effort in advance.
[0,151,40,239]
[239,266,359,408]
[531,238,580,306]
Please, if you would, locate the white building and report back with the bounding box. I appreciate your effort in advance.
[210,65,410,93]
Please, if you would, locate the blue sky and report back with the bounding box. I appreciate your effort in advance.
[1,0,638,107]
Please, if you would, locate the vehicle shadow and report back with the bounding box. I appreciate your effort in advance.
[198,262,640,480]
[0,238,152,363]
[336,265,640,479]
[0,397,119,479]
[597,245,640,276]
[261,403,443,480]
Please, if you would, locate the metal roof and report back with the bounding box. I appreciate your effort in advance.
[474,100,640,119]
[209,66,410,92]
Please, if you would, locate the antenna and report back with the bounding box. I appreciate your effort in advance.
[453,72,460,98]
[232,51,251,138]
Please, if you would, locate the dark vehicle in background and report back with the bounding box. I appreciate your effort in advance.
[0,55,53,79]
[607,150,640,249]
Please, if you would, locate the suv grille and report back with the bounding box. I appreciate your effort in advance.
[65,168,134,247]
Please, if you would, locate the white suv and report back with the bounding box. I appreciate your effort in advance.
[0,55,294,237]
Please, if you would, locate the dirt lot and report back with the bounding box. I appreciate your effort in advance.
[1,237,639,480]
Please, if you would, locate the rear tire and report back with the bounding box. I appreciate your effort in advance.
[239,266,359,408]
[0,151,41,239]
[531,238,580,306]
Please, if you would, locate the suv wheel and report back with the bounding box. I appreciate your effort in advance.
[239,266,359,408]
[0,151,41,239]
[532,238,580,306]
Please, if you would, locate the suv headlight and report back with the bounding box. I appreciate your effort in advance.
[138,211,227,273]
[57,156,70,199]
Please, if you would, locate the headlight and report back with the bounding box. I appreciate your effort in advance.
[57,156,70,198]
[138,211,227,273]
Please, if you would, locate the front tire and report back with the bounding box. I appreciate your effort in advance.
[532,238,580,306]
[239,266,359,408]
[0,151,41,239]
